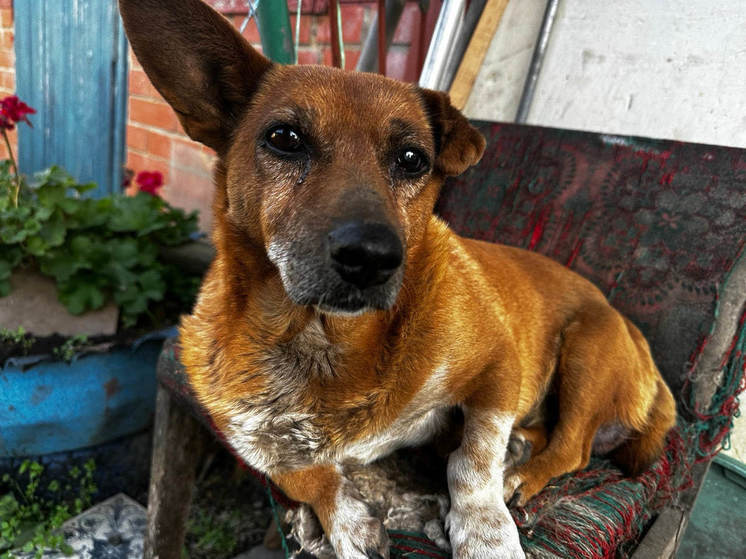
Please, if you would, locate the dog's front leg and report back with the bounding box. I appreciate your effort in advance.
[273,464,389,559]
[446,406,525,559]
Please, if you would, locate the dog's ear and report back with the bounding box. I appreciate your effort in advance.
[119,0,272,152]
[420,89,486,177]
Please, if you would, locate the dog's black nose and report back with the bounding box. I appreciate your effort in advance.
[328,222,403,289]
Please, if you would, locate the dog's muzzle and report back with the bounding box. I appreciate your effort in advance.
[328,222,403,290]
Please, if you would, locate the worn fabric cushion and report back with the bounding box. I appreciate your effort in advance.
[157,122,746,558]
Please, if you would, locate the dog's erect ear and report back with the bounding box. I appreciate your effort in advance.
[119,0,272,152]
[420,89,486,177]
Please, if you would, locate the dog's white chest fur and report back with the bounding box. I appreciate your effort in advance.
[225,322,450,472]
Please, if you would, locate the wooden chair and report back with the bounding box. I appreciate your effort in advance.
[147,121,746,559]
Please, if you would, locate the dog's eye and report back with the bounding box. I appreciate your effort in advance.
[265,126,305,155]
[396,148,429,177]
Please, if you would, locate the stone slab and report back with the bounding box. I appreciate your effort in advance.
[0,270,118,337]
[11,493,146,558]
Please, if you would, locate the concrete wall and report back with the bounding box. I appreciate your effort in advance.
[465,0,746,149]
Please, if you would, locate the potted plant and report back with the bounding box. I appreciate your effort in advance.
[0,95,202,459]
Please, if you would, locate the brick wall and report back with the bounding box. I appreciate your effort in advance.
[126,1,429,230]
[0,1,429,228]
[0,0,15,160]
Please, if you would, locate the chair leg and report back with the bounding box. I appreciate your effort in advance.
[144,385,210,559]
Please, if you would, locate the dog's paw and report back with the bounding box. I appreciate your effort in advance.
[446,505,525,559]
[504,432,533,470]
[503,472,524,505]
[328,497,389,559]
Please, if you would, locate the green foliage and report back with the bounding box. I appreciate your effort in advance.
[52,335,89,363]
[0,459,97,558]
[0,328,34,355]
[0,163,200,328]
[186,509,240,558]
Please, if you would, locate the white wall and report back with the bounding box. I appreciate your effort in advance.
[465,0,746,149]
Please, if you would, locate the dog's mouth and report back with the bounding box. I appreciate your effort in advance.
[268,223,405,315]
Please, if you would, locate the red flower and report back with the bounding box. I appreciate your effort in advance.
[0,95,36,130]
[136,170,164,196]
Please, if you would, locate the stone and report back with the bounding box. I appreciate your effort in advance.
[0,270,118,337]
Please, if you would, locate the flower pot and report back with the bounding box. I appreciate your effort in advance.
[0,339,161,457]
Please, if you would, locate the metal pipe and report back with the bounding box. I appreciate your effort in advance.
[440,0,487,91]
[418,0,467,90]
[256,0,295,64]
[329,0,342,68]
[515,0,560,123]
[378,0,387,74]
[356,0,407,73]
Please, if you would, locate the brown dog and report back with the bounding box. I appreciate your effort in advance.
[121,1,677,557]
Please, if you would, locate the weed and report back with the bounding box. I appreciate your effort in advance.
[0,459,97,558]
[52,335,89,363]
[0,327,34,355]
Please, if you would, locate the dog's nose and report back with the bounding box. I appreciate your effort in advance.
[328,222,403,289]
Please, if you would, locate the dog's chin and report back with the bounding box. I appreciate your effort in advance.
[284,280,401,317]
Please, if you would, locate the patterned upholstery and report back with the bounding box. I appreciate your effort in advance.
[157,122,746,558]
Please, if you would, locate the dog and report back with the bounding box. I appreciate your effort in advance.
[120,1,677,557]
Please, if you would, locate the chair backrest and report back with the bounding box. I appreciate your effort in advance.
[437,122,746,438]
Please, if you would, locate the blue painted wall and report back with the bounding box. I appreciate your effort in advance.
[15,0,129,197]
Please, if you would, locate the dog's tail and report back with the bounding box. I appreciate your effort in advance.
[611,378,677,476]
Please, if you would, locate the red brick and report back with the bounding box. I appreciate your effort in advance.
[289,14,313,45]
[386,48,409,81]
[126,151,170,179]
[0,49,13,69]
[297,49,320,65]
[129,69,161,100]
[0,1,12,10]
[315,6,365,44]
[0,9,12,28]
[129,48,142,70]
[233,15,261,44]
[1,30,13,50]
[0,128,15,158]
[344,48,361,71]
[0,69,14,90]
[126,124,148,152]
[171,139,215,175]
[129,97,179,132]
[393,3,421,45]
[146,131,172,160]
[322,47,360,70]
[162,167,214,231]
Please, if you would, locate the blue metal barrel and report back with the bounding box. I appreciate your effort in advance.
[0,341,160,457]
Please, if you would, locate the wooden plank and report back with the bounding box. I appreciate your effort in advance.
[631,507,687,559]
[144,386,210,559]
[632,460,711,558]
[448,0,510,110]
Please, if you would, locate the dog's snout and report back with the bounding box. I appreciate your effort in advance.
[328,222,403,289]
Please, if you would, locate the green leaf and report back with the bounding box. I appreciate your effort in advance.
[139,269,165,301]
[35,183,68,207]
[39,212,67,248]
[108,194,158,232]
[38,252,81,282]
[58,280,106,315]
[24,235,48,256]
[73,182,96,194]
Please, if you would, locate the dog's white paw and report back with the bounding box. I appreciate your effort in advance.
[503,472,524,505]
[446,505,525,559]
[328,492,389,559]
